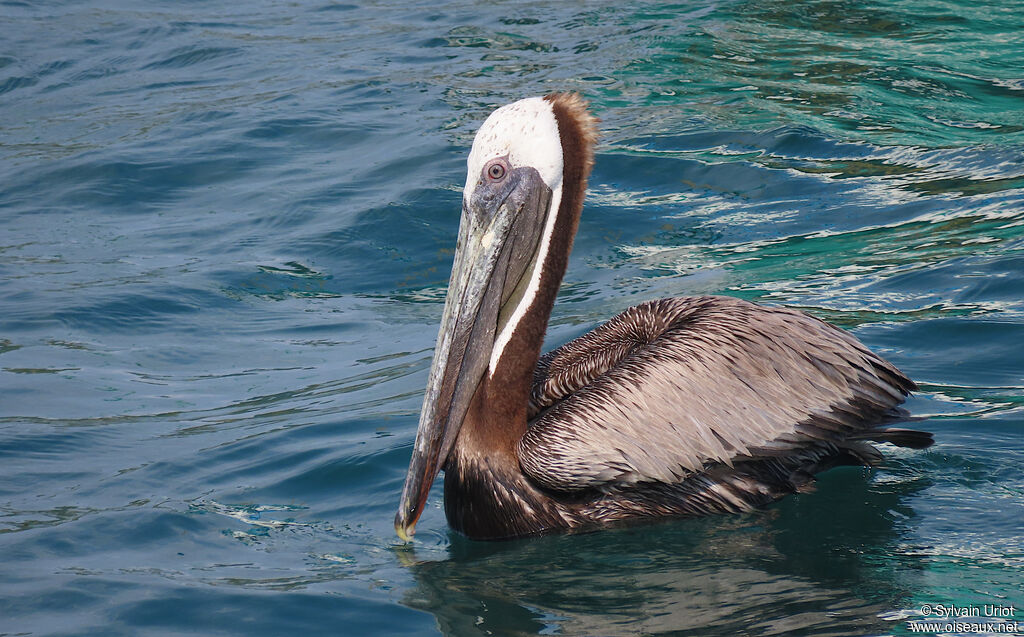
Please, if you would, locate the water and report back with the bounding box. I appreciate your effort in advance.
[1,0,1022,634]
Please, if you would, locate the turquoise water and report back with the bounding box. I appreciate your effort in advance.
[2,0,1023,634]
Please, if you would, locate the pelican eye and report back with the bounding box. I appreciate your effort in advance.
[485,161,507,181]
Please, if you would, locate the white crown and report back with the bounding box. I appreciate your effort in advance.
[464,97,564,204]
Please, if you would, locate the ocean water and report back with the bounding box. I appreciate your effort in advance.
[1,0,1022,635]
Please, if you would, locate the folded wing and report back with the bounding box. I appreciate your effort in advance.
[519,296,924,493]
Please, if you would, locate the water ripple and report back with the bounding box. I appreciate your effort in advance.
[2,1,1023,635]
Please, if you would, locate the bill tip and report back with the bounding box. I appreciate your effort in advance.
[395,521,415,543]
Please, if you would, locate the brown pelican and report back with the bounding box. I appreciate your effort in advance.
[395,93,932,541]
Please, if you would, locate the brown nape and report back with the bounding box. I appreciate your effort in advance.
[539,92,597,321]
[544,93,599,179]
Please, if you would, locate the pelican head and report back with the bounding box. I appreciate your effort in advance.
[395,95,595,540]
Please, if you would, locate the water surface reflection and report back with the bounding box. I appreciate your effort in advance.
[403,467,930,635]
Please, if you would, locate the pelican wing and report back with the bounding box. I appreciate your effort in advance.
[518,296,916,492]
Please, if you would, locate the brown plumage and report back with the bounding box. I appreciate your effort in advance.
[395,94,932,542]
[520,295,929,523]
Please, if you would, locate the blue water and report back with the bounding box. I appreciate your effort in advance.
[2,1,1023,635]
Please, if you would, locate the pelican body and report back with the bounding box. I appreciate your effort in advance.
[395,94,932,541]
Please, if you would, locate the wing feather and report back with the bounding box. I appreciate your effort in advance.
[518,296,916,493]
